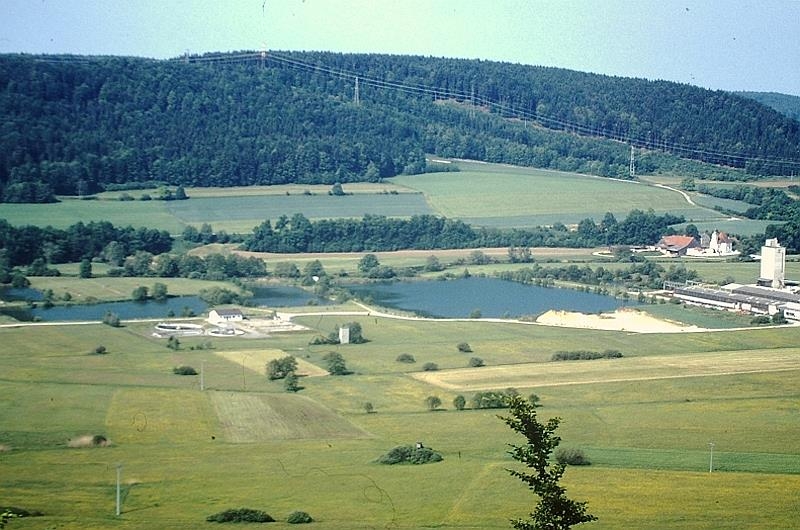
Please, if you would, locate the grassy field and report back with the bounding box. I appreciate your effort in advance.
[1,307,798,529]
[0,160,742,233]
[391,162,727,227]
[2,160,799,528]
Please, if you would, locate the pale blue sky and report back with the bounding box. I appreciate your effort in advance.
[3,1,799,95]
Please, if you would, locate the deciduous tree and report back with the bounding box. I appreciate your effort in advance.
[501,397,596,529]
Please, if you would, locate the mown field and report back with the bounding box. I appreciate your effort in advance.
[0,160,756,233]
[391,161,726,228]
[1,311,798,529]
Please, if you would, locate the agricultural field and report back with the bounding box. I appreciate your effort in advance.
[391,162,726,228]
[1,308,799,529]
[0,160,754,234]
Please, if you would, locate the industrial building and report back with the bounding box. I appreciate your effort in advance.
[665,238,800,321]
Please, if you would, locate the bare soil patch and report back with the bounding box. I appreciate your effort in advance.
[536,308,707,334]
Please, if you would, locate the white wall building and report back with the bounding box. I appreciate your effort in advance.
[759,238,786,289]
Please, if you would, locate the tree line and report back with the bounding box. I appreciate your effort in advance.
[242,210,684,253]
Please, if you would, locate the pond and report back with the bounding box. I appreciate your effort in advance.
[347,277,635,318]
[1,285,329,322]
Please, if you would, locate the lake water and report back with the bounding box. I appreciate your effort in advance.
[1,285,329,322]
[347,277,634,318]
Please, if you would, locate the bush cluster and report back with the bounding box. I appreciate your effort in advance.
[378,445,443,465]
[551,349,623,361]
[206,508,274,523]
[395,353,416,363]
[555,447,592,466]
[471,389,519,409]
[287,511,313,524]
[172,366,197,376]
[267,356,297,380]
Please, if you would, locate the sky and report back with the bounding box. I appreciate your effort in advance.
[3,0,799,96]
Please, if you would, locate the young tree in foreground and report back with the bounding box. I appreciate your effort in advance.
[501,396,597,530]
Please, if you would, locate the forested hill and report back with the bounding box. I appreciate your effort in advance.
[1,51,799,202]
[736,91,800,121]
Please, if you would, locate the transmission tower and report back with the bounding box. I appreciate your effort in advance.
[629,145,636,178]
[354,77,360,106]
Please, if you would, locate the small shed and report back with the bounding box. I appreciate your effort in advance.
[208,308,244,324]
[338,326,350,345]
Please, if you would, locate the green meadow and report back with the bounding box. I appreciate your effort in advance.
[391,163,725,228]
[0,160,754,233]
[3,161,799,528]
[1,309,798,529]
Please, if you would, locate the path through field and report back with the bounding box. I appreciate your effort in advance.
[413,349,800,391]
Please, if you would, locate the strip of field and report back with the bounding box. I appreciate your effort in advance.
[413,349,800,391]
[214,349,328,377]
[208,391,369,442]
[391,167,725,226]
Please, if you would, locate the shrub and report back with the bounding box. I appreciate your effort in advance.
[206,508,274,523]
[102,311,121,327]
[322,351,351,375]
[267,356,298,380]
[173,366,198,375]
[551,350,623,361]
[91,345,108,355]
[472,390,516,409]
[425,395,442,411]
[750,315,771,325]
[284,372,301,392]
[422,362,439,371]
[287,511,313,524]
[457,342,473,353]
[396,353,416,363]
[555,447,591,466]
[468,357,485,367]
[378,445,443,465]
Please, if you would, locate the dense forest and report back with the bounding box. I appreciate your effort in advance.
[737,92,800,121]
[2,51,799,202]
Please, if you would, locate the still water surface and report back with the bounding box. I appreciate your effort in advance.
[1,285,329,322]
[348,277,633,318]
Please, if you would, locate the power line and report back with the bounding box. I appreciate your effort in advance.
[28,51,800,172]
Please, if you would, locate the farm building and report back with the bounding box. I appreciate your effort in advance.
[208,308,244,324]
[657,235,700,256]
[657,230,738,258]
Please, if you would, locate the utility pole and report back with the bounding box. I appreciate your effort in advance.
[115,464,122,516]
[708,442,714,473]
[200,360,205,391]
